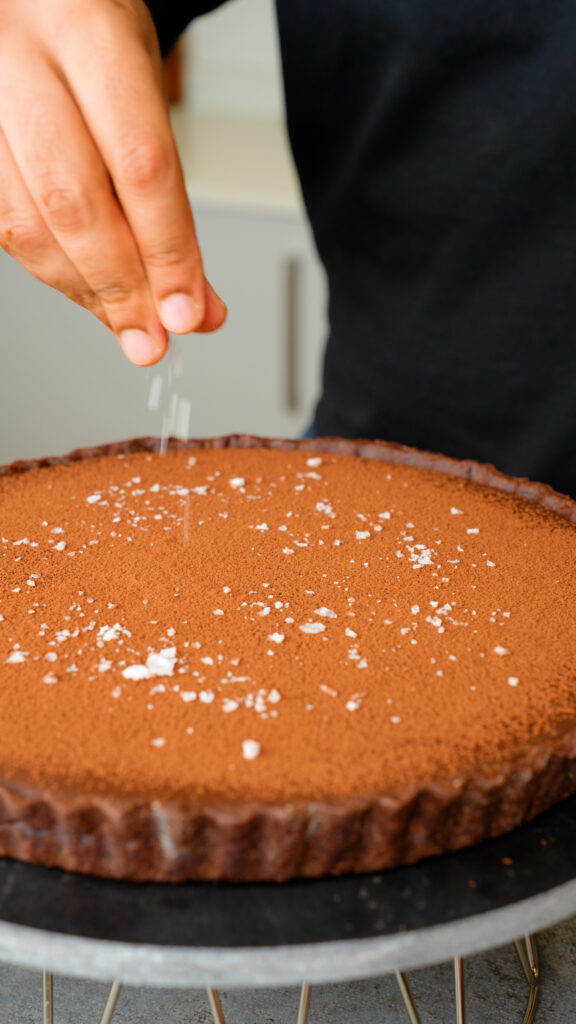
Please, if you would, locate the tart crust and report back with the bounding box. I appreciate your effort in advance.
[1,434,576,883]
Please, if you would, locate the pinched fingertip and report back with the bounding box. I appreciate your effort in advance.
[159,292,201,334]
[119,328,167,366]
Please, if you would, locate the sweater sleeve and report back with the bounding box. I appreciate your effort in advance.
[143,1,228,55]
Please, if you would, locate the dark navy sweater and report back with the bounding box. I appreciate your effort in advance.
[146,1,576,496]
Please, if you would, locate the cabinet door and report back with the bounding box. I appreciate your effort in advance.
[187,202,327,439]
[0,205,326,464]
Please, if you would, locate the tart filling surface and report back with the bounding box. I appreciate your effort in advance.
[1,436,575,881]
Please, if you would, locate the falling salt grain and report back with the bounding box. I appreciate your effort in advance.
[229,477,245,489]
[466,527,480,534]
[493,646,509,656]
[390,716,402,724]
[299,622,326,634]
[175,397,191,440]
[151,738,166,748]
[147,375,162,411]
[306,457,322,467]
[508,677,519,687]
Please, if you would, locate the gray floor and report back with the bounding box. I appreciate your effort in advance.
[0,917,575,1023]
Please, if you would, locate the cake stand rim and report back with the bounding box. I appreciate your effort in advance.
[0,875,574,988]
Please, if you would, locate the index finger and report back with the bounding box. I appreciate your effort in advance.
[57,2,225,336]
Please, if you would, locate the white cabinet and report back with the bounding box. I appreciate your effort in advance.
[0,116,327,465]
[190,201,326,439]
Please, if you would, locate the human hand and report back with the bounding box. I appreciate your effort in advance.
[0,0,226,366]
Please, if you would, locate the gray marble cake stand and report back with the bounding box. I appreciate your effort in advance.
[1,794,575,1022]
[0,878,572,988]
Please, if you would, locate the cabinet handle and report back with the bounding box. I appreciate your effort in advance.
[284,257,301,412]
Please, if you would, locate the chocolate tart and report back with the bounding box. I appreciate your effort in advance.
[1,435,576,883]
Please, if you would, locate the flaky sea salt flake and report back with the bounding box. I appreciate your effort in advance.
[6,651,28,663]
[122,665,150,680]
[268,632,285,644]
[222,698,240,713]
[242,739,261,760]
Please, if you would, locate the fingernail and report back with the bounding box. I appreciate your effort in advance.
[120,329,164,366]
[159,292,199,333]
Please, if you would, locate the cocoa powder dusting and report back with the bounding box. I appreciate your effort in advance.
[1,445,576,806]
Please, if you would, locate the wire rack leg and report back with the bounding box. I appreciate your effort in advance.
[207,987,226,1024]
[296,983,311,1024]
[394,971,422,1024]
[99,980,122,1024]
[454,957,466,1024]
[514,934,539,1024]
[42,971,53,1024]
